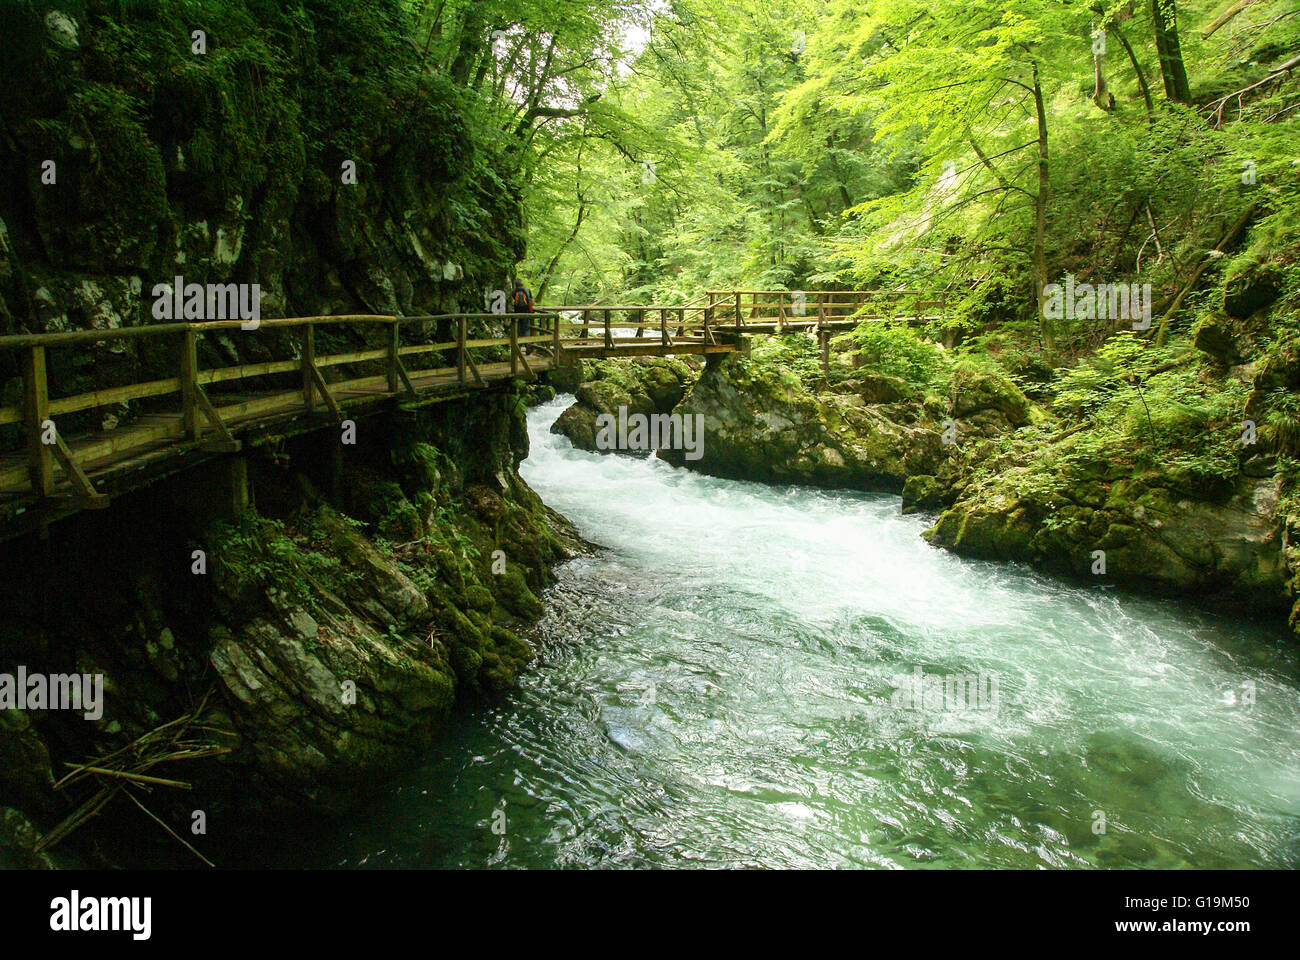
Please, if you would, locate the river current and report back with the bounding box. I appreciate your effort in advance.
[306,395,1300,869]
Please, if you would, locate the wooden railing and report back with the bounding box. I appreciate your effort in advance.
[0,311,563,501]
[548,303,721,347]
[703,290,948,330]
[0,288,949,505]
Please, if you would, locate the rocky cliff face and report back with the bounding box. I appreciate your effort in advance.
[0,2,520,414]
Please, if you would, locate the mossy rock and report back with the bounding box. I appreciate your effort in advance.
[1193,315,1242,365]
[901,474,944,514]
[1223,264,1282,319]
[950,362,1031,427]
[833,373,916,405]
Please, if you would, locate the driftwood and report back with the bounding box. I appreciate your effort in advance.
[36,691,234,867]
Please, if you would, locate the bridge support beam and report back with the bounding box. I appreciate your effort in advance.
[199,455,251,522]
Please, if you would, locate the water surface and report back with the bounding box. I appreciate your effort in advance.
[312,395,1300,869]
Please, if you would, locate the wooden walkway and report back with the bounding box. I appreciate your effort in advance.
[0,289,945,538]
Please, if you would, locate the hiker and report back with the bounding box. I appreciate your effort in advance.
[510,280,535,338]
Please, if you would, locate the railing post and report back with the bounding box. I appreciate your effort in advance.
[661,308,668,347]
[457,315,466,384]
[180,328,200,439]
[819,303,830,376]
[301,323,315,411]
[604,309,612,350]
[387,319,401,393]
[552,313,562,366]
[778,292,785,334]
[580,308,590,341]
[734,291,741,334]
[23,345,53,497]
[509,314,519,376]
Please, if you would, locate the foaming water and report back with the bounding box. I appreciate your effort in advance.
[311,395,1300,869]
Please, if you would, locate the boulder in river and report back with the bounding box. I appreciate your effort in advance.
[659,353,946,490]
[552,357,699,452]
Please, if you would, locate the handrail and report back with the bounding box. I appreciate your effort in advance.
[0,310,572,499]
[0,311,563,351]
[703,289,929,296]
[0,289,948,506]
[0,314,398,351]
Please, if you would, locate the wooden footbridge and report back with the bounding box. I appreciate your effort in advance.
[0,289,944,538]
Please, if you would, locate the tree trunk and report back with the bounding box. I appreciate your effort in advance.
[1115,22,1155,120]
[1151,0,1192,104]
[1093,25,1114,110]
[1032,64,1056,355]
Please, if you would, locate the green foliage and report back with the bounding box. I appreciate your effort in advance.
[844,321,947,386]
[748,334,827,385]
[207,513,353,610]
[1052,333,1249,483]
[1053,333,1159,418]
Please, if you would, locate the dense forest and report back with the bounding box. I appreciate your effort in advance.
[0,0,1297,878]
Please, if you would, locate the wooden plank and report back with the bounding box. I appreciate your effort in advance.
[0,314,398,352]
[195,387,237,443]
[307,362,341,419]
[398,341,459,356]
[513,326,534,379]
[457,316,466,384]
[394,356,416,396]
[23,346,53,497]
[47,378,182,417]
[387,321,401,393]
[314,348,388,369]
[180,329,199,440]
[465,349,485,386]
[301,324,315,412]
[199,358,300,385]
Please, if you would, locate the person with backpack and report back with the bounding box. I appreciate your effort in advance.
[510,281,535,339]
